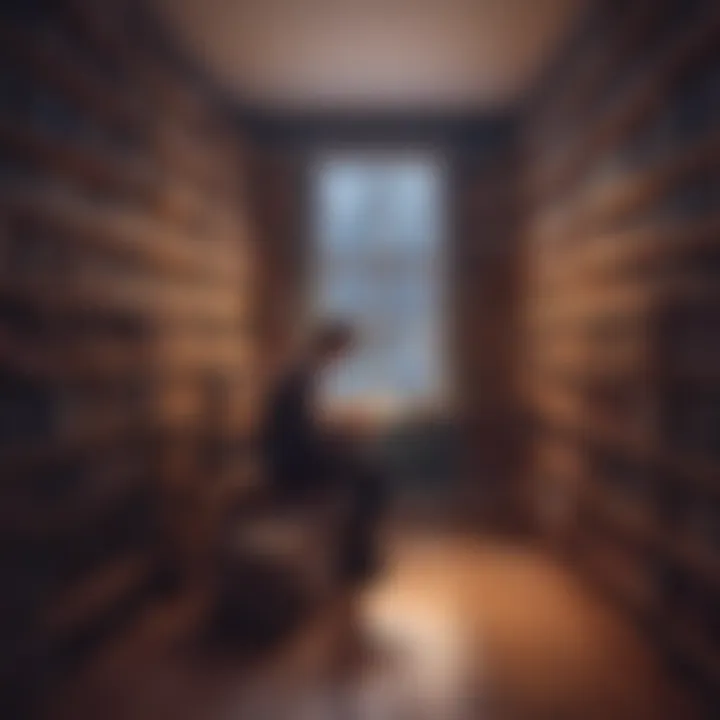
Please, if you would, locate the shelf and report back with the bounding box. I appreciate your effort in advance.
[526,384,720,500]
[0,26,147,142]
[529,275,719,329]
[523,0,720,706]
[533,211,720,288]
[665,619,720,688]
[42,553,154,643]
[0,471,148,542]
[527,343,720,387]
[0,0,260,695]
[0,182,244,284]
[0,403,245,474]
[582,482,663,552]
[0,267,243,327]
[0,25,243,195]
[526,0,655,156]
[666,535,720,595]
[529,8,720,204]
[0,330,254,384]
[581,530,661,617]
[0,119,156,202]
[529,131,720,243]
[0,111,243,234]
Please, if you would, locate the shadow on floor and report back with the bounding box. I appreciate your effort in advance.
[45,530,696,720]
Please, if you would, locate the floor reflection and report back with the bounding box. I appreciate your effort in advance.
[47,530,694,720]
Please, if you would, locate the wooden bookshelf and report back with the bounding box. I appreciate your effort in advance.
[521,0,720,710]
[0,0,262,711]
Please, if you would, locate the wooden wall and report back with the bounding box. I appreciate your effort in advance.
[0,0,261,711]
[455,138,525,527]
[247,145,303,375]
[521,0,720,708]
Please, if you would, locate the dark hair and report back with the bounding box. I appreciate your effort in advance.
[312,319,355,356]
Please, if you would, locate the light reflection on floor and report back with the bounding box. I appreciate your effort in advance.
[356,540,485,719]
[47,530,694,720]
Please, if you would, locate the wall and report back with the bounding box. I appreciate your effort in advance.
[454,130,524,526]
[245,114,522,510]
[521,0,720,708]
[0,0,261,711]
[245,146,298,373]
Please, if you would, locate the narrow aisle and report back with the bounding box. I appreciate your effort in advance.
[46,529,695,720]
[362,531,696,720]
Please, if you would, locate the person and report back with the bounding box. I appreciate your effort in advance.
[261,320,385,583]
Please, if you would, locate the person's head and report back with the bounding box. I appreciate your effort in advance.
[309,319,355,369]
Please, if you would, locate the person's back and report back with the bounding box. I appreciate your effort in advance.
[262,322,356,499]
[260,321,385,581]
[262,363,322,500]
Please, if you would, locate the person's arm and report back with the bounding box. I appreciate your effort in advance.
[317,401,383,442]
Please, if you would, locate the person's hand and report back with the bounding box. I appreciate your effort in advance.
[320,405,376,440]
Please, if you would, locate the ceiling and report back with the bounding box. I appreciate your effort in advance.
[152,0,585,112]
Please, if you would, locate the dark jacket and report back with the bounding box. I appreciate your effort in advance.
[262,365,324,497]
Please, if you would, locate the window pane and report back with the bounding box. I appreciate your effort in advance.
[313,153,445,411]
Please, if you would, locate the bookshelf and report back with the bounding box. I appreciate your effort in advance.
[0,0,262,711]
[521,0,720,709]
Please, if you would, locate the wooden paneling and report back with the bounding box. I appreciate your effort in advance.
[457,144,524,526]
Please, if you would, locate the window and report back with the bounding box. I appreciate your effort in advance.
[311,152,447,414]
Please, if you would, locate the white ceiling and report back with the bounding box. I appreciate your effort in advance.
[152,0,584,112]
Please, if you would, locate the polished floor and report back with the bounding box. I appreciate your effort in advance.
[46,529,696,720]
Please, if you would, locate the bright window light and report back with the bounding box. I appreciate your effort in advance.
[311,152,447,414]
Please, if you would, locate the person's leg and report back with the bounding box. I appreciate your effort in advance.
[340,456,386,583]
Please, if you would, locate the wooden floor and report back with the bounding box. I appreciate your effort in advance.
[46,529,696,720]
